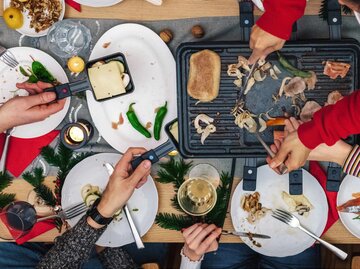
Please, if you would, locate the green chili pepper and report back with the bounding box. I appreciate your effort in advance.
[32,61,56,83]
[19,66,31,77]
[277,52,312,78]
[126,103,151,138]
[153,101,168,141]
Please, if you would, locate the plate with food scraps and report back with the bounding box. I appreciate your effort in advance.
[61,153,158,247]
[230,165,328,257]
[86,23,177,153]
[3,0,65,37]
[337,174,360,239]
[0,47,70,138]
[74,0,123,7]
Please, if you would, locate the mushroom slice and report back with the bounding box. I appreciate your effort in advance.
[304,71,317,90]
[273,64,282,75]
[237,56,250,71]
[278,77,292,97]
[257,59,266,67]
[284,77,306,97]
[194,114,214,129]
[326,90,343,105]
[227,64,242,77]
[260,62,272,72]
[258,117,267,132]
[200,124,216,144]
[233,78,242,87]
[244,77,256,95]
[253,69,266,82]
[269,68,278,80]
[300,101,321,122]
[121,73,130,88]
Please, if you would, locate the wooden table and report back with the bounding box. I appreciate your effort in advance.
[3,176,360,244]
[0,0,340,20]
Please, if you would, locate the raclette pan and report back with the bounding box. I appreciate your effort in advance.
[130,118,180,170]
[45,52,135,101]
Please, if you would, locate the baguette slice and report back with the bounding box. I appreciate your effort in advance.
[187,49,221,102]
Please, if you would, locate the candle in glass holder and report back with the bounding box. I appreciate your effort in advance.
[61,120,93,149]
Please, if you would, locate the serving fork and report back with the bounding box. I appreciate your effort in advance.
[272,209,348,260]
[37,202,88,222]
[0,46,19,68]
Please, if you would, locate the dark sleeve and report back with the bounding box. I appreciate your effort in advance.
[98,247,137,269]
[298,91,360,149]
[256,0,306,40]
[37,216,105,269]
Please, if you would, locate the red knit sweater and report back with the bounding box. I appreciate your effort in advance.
[298,91,360,149]
[256,0,306,40]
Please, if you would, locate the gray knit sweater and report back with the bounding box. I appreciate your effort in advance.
[36,216,137,269]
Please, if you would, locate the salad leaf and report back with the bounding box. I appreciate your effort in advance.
[31,61,56,83]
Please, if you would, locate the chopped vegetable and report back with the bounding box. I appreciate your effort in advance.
[32,61,56,83]
[277,52,312,78]
[194,114,216,145]
[266,118,286,126]
[126,103,151,138]
[153,101,168,141]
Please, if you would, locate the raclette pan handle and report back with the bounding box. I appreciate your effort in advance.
[44,80,90,100]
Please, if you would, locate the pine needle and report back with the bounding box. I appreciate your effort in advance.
[155,213,194,231]
[157,158,192,189]
[0,172,13,191]
[0,193,15,208]
[34,185,57,207]
[23,167,44,187]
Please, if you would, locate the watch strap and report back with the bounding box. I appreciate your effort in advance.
[86,198,113,225]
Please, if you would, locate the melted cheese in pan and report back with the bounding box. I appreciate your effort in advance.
[88,61,126,100]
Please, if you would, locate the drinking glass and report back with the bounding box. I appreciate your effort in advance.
[0,201,37,240]
[47,20,92,58]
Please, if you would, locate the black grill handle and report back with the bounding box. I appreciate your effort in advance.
[327,0,342,40]
[238,0,254,42]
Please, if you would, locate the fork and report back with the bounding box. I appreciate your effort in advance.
[37,202,88,222]
[272,209,348,260]
[0,46,19,68]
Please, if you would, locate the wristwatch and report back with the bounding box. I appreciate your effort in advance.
[86,198,113,225]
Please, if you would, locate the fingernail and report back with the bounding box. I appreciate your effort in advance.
[44,92,55,101]
[270,162,276,168]
[143,160,151,169]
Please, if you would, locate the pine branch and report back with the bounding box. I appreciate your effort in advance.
[155,213,194,231]
[319,0,352,20]
[23,167,44,187]
[0,193,15,208]
[34,185,57,207]
[170,195,184,213]
[41,146,61,167]
[157,158,192,189]
[0,172,13,191]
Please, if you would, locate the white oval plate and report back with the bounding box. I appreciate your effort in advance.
[337,174,360,238]
[0,47,70,138]
[3,0,65,37]
[230,165,328,257]
[87,23,177,153]
[75,0,122,7]
[61,153,159,247]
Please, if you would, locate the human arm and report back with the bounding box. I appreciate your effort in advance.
[0,81,66,132]
[37,148,151,269]
[180,223,221,269]
[248,0,306,64]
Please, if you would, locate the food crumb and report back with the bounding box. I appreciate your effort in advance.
[102,42,111,48]
[111,122,118,129]
[132,208,139,212]
[145,122,152,129]
[119,113,124,125]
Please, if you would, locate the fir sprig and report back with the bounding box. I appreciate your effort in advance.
[319,0,352,20]
[0,193,15,208]
[0,172,13,191]
[0,172,16,208]
[157,158,192,189]
[155,213,194,231]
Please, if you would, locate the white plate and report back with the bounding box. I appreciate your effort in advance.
[75,0,123,7]
[3,0,65,37]
[61,153,158,247]
[337,174,360,238]
[230,165,328,257]
[0,47,70,138]
[87,23,177,153]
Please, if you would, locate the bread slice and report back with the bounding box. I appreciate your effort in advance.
[187,49,221,102]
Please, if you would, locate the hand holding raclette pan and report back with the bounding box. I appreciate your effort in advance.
[130,119,179,170]
[45,52,134,102]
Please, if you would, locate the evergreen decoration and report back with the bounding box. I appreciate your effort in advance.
[41,143,91,204]
[0,172,15,208]
[155,158,233,231]
[319,0,352,20]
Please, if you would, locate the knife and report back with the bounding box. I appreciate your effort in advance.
[222,230,271,239]
[104,163,145,249]
[339,206,360,213]
[237,61,258,101]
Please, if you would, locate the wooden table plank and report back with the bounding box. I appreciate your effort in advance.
[0,0,327,20]
[2,176,360,244]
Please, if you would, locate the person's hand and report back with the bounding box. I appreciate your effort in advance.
[182,223,222,262]
[0,81,66,131]
[267,117,311,173]
[96,148,151,219]
[248,25,286,65]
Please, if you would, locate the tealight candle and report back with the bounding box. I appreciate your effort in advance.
[61,120,93,149]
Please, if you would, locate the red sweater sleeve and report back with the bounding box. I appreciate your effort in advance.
[256,0,306,40]
[298,90,360,149]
